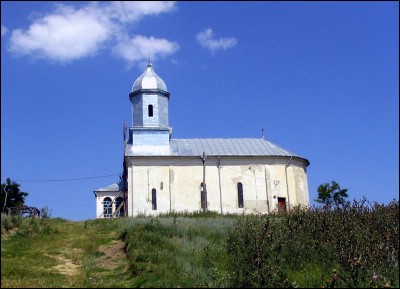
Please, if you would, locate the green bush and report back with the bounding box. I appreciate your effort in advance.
[226,215,294,288]
[225,199,399,288]
[1,213,24,233]
[1,213,13,233]
[117,215,235,287]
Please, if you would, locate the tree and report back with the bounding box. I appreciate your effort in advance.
[315,180,348,207]
[1,178,29,212]
[40,206,52,218]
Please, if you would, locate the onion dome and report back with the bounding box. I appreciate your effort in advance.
[131,62,168,93]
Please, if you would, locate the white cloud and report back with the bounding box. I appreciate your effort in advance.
[9,5,113,62]
[7,1,178,65]
[1,25,8,36]
[197,28,238,54]
[107,1,176,23]
[113,35,179,67]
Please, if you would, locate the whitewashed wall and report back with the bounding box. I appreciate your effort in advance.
[126,156,309,217]
[94,191,120,218]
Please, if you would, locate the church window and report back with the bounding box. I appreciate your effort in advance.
[152,188,157,210]
[237,182,244,208]
[148,105,154,117]
[201,182,207,210]
[103,197,112,218]
[115,197,124,217]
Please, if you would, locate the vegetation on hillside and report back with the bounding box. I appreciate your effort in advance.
[116,211,236,287]
[226,198,398,288]
[1,198,398,288]
[1,216,131,288]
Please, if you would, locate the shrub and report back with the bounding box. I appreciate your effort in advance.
[1,213,13,233]
[226,198,399,288]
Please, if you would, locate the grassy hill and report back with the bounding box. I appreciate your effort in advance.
[1,200,399,288]
[1,217,131,287]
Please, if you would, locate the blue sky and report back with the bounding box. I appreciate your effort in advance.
[1,1,398,221]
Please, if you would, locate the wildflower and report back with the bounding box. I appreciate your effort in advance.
[332,269,338,281]
[384,280,392,288]
[372,273,378,281]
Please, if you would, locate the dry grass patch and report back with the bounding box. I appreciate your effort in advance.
[44,253,81,276]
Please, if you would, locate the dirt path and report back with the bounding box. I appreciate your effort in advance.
[1,219,131,288]
[44,252,81,276]
[98,239,128,271]
[44,238,129,277]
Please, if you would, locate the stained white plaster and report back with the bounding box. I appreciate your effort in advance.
[124,156,309,217]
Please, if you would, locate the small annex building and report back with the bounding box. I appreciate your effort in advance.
[94,63,310,218]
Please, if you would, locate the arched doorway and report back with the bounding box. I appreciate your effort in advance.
[115,196,124,217]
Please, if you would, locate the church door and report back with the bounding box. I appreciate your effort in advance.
[278,197,286,212]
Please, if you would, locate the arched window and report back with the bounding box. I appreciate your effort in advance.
[103,197,112,218]
[201,182,207,210]
[152,188,157,210]
[115,197,124,217]
[237,182,244,208]
[148,105,154,117]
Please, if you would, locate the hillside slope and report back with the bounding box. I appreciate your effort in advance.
[2,202,399,288]
[1,218,131,288]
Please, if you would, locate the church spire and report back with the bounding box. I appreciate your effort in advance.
[127,62,172,154]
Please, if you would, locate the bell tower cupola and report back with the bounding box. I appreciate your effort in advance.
[127,62,171,155]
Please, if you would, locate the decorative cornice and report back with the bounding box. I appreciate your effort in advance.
[129,89,170,99]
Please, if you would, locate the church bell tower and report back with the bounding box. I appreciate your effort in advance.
[127,62,171,155]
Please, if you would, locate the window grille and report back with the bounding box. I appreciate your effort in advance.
[103,197,112,218]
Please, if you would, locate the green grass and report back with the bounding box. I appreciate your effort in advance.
[117,215,236,287]
[1,217,130,288]
[1,201,399,288]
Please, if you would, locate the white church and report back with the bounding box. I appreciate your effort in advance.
[94,63,310,218]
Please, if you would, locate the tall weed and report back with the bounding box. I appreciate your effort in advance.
[226,199,399,288]
[117,215,235,287]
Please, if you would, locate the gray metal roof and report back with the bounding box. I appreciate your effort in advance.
[131,63,168,92]
[126,138,308,163]
[169,138,299,157]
